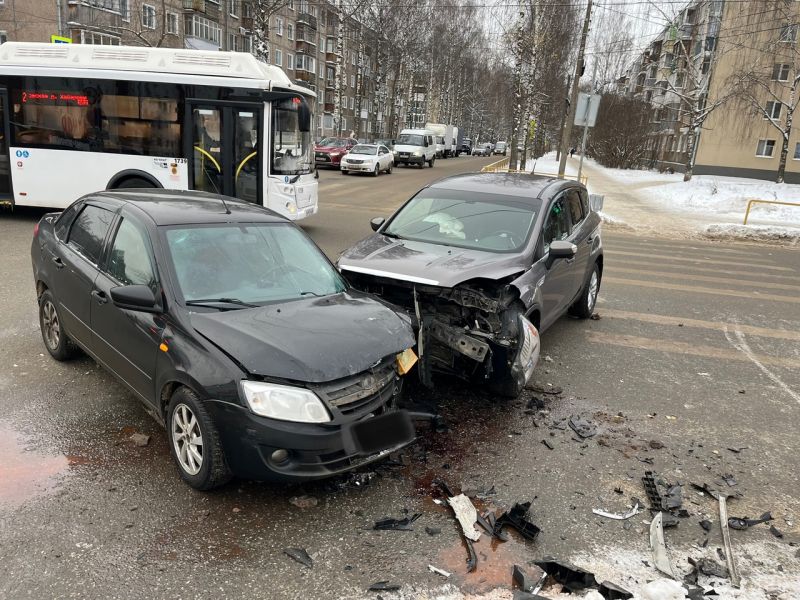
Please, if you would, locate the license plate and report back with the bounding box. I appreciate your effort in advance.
[348,410,414,455]
[400,153,409,157]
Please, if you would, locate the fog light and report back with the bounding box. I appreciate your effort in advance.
[285,201,297,214]
[271,449,290,464]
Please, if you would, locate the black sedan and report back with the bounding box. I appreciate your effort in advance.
[338,173,603,397]
[31,190,417,489]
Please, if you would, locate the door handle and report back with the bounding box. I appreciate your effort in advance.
[586,236,595,245]
[91,290,108,304]
[52,256,64,269]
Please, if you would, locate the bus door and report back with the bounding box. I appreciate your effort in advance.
[187,102,262,204]
[0,89,12,205]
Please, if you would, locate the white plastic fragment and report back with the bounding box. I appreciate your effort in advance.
[592,502,642,520]
[649,512,677,578]
[427,564,451,578]
[447,493,481,541]
[639,578,688,600]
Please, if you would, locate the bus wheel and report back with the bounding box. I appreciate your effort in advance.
[114,177,156,189]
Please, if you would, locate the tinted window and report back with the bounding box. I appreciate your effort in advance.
[107,219,156,287]
[54,202,82,240]
[579,189,590,215]
[567,189,585,229]
[541,197,571,253]
[67,205,114,264]
[384,189,540,253]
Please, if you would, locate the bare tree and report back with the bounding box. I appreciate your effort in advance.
[589,93,653,168]
[247,0,291,62]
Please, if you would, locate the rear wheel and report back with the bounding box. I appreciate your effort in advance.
[373,164,380,177]
[429,156,435,168]
[386,163,393,174]
[38,289,77,361]
[167,387,232,490]
[341,169,348,175]
[570,262,601,319]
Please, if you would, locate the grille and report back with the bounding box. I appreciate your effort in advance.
[347,159,364,164]
[92,49,148,62]
[173,52,231,67]
[312,360,397,416]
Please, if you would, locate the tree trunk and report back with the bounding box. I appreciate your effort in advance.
[683,125,696,182]
[334,2,344,136]
[509,10,525,171]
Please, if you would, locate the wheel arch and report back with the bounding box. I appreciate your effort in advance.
[106,170,163,190]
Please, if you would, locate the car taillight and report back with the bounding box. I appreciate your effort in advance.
[33,222,40,237]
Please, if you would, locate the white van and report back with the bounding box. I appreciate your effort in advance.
[394,129,436,168]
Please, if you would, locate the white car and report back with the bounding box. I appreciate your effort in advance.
[341,144,394,176]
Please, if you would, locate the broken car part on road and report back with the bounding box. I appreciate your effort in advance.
[649,512,677,579]
[593,501,642,520]
[718,495,741,588]
[533,558,633,599]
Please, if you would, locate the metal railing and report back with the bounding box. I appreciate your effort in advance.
[480,157,589,185]
[743,199,800,224]
[481,157,509,172]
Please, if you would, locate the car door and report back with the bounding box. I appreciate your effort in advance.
[50,202,116,350]
[379,145,391,169]
[537,194,575,330]
[565,188,593,301]
[91,213,161,404]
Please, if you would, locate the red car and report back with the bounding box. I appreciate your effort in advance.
[315,137,357,168]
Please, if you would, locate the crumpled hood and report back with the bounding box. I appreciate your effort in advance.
[338,234,528,289]
[190,291,414,383]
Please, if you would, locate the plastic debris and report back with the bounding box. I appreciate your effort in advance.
[541,439,555,450]
[425,526,441,536]
[283,547,313,568]
[373,513,420,531]
[129,433,150,447]
[368,581,400,591]
[533,557,633,599]
[728,511,773,530]
[494,502,541,541]
[569,415,598,439]
[721,474,737,487]
[513,564,536,592]
[770,524,785,538]
[718,495,741,588]
[688,557,728,579]
[699,520,712,532]
[639,578,687,600]
[593,501,642,520]
[288,495,318,509]
[428,564,451,578]
[447,493,481,541]
[649,512,677,578]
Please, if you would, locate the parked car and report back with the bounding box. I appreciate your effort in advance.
[338,173,604,398]
[472,143,492,156]
[494,141,508,156]
[315,137,357,168]
[341,144,394,176]
[460,138,473,155]
[32,190,417,489]
[374,138,395,150]
[393,128,436,168]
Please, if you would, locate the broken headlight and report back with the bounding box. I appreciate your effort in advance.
[241,381,332,423]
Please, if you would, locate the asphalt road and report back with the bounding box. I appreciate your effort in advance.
[1,155,799,599]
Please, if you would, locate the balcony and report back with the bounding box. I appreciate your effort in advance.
[241,16,253,31]
[183,0,219,19]
[323,102,335,113]
[325,51,339,64]
[294,69,314,83]
[295,39,315,54]
[297,12,318,30]
[325,78,335,90]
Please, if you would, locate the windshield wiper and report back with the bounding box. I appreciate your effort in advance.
[185,298,259,310]
[381,231,404,240]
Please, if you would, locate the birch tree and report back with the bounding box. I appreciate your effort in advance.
[247,0,291,63]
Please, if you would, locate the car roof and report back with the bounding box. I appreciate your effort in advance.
[87,189,288,226]
[427,172,579,199]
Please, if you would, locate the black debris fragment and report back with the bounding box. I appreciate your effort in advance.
[526,396,545,411]
[512,564,536,592]
[465,538,477,573]
[533,558,633,599]
[770,525,785,539]
[727,447,747,454]
[513,592,548,600]
[494,502,541,542]
[476,513,495,536]
[689,557,729,579]
[721,474,738,487]
[569,416,598,439]
[374,513,421,531]
[700,520,713,532]
[728,512,773,530]
[541,439,554,450]
[425,526,441,536]
[283,547,313,568]
[368,581,400,591]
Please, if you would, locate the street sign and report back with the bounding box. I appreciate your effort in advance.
[574,92,601,127]
[50,35,72,44]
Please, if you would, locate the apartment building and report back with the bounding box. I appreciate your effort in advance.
[621,0,800,182]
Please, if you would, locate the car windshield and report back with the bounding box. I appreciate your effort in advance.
[351,145,377,155]
[319,137,347,147]
[497,142,507,148]
[398,134,423,146]
[384,189,541,252]
[165,223,347,306]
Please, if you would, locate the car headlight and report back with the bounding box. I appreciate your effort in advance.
[393,150,399,155]
[241,381,331,423]
[413,150,422,156]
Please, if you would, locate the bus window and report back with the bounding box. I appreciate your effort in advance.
[271,97,313,176]
[192,108,222,194]
[235,110,259,203]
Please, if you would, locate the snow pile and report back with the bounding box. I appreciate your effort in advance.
[703,223,800,245]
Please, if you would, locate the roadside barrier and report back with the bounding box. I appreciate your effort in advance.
[743,199,800,224]
[480,158,589,185]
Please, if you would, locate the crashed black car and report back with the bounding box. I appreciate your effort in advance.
[31,190,416,489]
[338,173,604,397]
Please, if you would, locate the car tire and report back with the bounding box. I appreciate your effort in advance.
[570,262,601,319]
[386,164,392,174]
[38,289,78,361]
[114,177,155,189]
[429,157,435,168]
[167,387,232,490]
[341,170,348,175]
[373,164,380,177]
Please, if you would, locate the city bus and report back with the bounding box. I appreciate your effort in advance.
[0,42,318,219]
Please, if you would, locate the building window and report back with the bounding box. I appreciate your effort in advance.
[228,33,241,51]
[349,96,354,110]
[142,4,156,30]
[756,139,776,157]
[185,15,221,44]
[794,143,800,160]
[772,63,790,81]
[295,54,315,73]
[288,0,295,9]
[275,17,284,36]
[275,49,282,67]
[229,0,238,17]
[166,12,178,35]
[780,24,798,43]
[350,74,355,87]
[121,0,130,21]
[80,30,121,45]
[287,53,294,70]
[765,101,782,120]
[287,23,294,41]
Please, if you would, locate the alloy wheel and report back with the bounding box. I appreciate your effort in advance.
[172,403,203,475]
[41,300,60,350]
[587,270,599,312]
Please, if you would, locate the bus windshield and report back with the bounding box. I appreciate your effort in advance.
[272,96,314,176]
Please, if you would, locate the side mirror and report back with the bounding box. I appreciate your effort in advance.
[370,217,386,232]
[589,194,604,212]
[545,240,577,269]
[110,285,160,312]
[297,97,311,133]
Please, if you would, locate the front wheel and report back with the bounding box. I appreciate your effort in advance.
[386,163,393,174]
[39,289,77,361]
[341,170,348,175]
[373,164,380,177]
[570,263,601,319]
[167,387,232,490]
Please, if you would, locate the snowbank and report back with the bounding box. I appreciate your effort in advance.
[702,223,800,245]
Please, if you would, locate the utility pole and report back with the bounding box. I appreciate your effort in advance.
[558,0,592,178]
[509,9,526,171]
[577,59,598,182]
